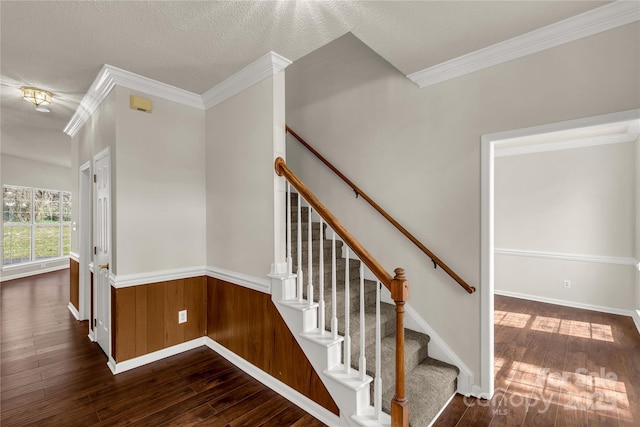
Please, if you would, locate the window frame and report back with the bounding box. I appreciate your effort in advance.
[2,185,72,269]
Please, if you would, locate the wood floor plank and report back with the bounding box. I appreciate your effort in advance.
[1,270,325,427]
[435,295,640,427]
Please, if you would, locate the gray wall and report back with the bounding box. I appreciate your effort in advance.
[495,142,636,310]
[285,24,640,382]
[1,154,71,191]
[114,87,206,276]
[206,75,283,278]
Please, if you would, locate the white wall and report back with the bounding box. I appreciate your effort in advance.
[285,24,640,386]
[495,142,636,310]
[1,154,71,191]
[206,75,283,279]
[114,87,206,276]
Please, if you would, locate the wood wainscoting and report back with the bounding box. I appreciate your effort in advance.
[69,258,80,311]
[111,277,206,362]
[207,277,339,416]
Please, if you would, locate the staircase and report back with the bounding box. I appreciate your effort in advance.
[272,192,459,426]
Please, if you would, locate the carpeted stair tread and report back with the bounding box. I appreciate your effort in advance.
[382,357,459,427]
[287,196,459,426]
[368,329,429,395]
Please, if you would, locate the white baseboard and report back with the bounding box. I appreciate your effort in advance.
[109,337,206,375]
[495,289,635,317]
[633,310,640,336]
[67,302,80,321]
[204,337,341,427]
[0,264,69,282]
[88,330,96,342]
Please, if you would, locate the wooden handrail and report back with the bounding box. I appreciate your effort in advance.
[275,156,408,426]
[275,157,393,289]
[286,126,476,294]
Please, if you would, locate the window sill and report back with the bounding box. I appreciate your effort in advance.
[2,256,70,271]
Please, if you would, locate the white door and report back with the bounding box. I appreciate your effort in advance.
[94,149,111,357]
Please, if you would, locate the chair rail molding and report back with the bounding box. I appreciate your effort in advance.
[495,248,639,267]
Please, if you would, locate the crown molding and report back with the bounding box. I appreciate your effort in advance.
[64,64,203,137]
[64,52,291,137]
[64,65,116,137]
[407,1,640,88]
[202,51,292,109]
[106,64,204,110]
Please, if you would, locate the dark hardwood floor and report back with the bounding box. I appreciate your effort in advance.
[1,270,326,426]
[434,295,640,427]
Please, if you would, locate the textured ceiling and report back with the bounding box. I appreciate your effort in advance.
[0,0,608,168]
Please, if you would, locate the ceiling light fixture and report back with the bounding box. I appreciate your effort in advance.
[21,86,52,112]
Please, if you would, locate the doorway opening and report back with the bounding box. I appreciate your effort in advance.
[479,109,640,399]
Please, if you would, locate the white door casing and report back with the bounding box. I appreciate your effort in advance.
[94,148,111,357]
[79,162,92,324]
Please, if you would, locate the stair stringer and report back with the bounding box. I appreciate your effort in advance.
[378,285,475,397]
[270,275,391,427]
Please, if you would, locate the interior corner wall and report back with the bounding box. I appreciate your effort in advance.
[205,76,277,279]
[70,89,117,257]
[494,142,636,310]
[285,23,640,381]
[114,87,206,277]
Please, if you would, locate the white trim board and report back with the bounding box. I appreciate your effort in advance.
[407,1,640,88]
[0,264,69,282]
[111,266,207,288]
[67,302,80,321]
[206,265,271,294]
[105,336,340,426]
[69,252,80,263]
[633,310,640,336]
[494,289,636,318]
[495,248,639,267]
[64,52,291,137]
[202,51,291,109]
[204,337,340,427]
[107,265,270,294]
[108,337,206,374]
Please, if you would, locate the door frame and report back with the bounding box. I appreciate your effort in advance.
[93,147,112,362]
[479,108,640,399]
[79,161,92,325]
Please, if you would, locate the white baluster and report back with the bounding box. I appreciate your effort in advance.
[359,262,366,381]
[307,202,313,307]
[297,194,303,303]
[287,183,292,277]
[331,232,338,340]
[375,280,382,418]
[318,218,325,333]
[344,247,350,374]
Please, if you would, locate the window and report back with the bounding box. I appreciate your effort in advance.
[3,186,71,266]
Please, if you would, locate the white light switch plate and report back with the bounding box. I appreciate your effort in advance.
[178,310,187,324]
